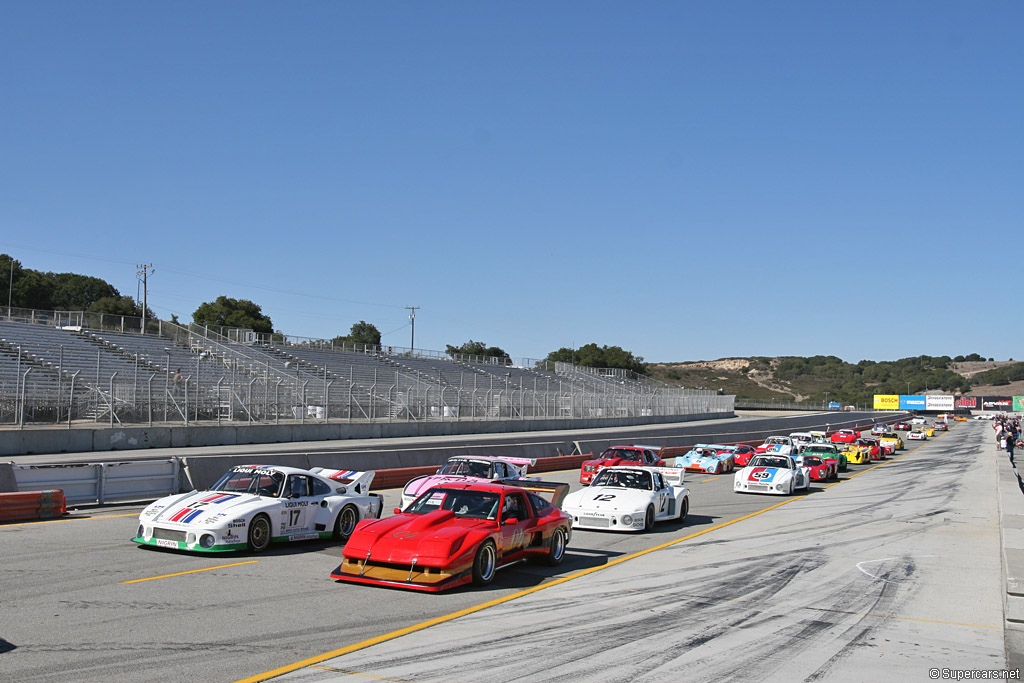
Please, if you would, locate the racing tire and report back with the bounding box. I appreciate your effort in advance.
[333,505,359,543]
[544,526,567,566]
[678,497,689,523]
[472,541,497,586]
[644,506,655,532]
[787,480,794,496]
[247,514,271,554]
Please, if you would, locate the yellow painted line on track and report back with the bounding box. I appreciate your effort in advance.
[236,427,944,683]
[1,512,139,527]
[119,560,258,585]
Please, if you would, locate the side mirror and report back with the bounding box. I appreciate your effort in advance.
[394,507,402,515]
[503,516,519,525]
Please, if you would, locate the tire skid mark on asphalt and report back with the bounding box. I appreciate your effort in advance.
[236,427,959,683]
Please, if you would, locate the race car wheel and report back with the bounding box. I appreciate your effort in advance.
[544,527,567,566]
[333,505,358,542]
[643,506,655,532]
[248,514,271,553]
[679,497,689,523]
[472,541,497,586]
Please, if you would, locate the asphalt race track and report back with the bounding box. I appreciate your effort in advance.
[0,421,1005,682]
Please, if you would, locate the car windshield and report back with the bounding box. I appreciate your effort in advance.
[211,467,284,497]
[801,457,823,465]
[751,456,790,469]
[807,446,835,454]
[882,433,898,439]
[437,459,493,477]
[766,437,787,445]
[592,469,653,490]
[406,488,500,519]
[600,448,642,461]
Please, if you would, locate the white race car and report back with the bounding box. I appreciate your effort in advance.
[907,429,928,440]
[910,416,927,424]
[563,466,689,532]
[400,455,536,509]
[734,454,810,496]
[755,436,794,455]
[133,465,384,553]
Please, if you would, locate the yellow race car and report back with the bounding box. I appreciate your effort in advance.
[878,432,904,451]
[844,439,880,464]
[921,426,935,437]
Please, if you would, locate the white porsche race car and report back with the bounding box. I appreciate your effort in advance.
[563,466,689,532]
[734,454,810,496]
[133,465,384,553]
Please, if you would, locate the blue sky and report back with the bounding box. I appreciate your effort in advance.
[1,2,1020,364]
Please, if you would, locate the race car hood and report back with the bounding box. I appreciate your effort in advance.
[581,457,634,469]
[404,474,502,501]
[739,466,790,483]
[563,487,650,512]
[142,490,269,527]
[343,510,493,565]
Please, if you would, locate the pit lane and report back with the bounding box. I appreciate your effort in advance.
[0,422,987,682]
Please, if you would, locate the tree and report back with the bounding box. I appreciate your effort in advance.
[446,340,510,360]
[330,321,382,351]
[51,273,118,311]
[88,295,155,319]
[544,343,646,374]
[192,296,273,334]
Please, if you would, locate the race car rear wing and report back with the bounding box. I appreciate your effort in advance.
[650,466,686,486]
[514,480,571,508]
[310,468,376,495]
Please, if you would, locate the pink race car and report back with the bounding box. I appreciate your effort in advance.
[400,456,536,509]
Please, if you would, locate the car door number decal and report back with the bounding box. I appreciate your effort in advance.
[288,509,301,526]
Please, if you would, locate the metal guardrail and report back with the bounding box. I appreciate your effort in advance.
[12,459,180,505]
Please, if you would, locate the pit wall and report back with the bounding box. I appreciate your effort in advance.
[0,412,734,457]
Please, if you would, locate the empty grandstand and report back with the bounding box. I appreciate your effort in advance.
[0,307,733,427]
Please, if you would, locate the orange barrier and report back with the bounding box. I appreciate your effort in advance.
[0,489,66,523]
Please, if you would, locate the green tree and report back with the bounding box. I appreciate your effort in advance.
[330,321,383,351]
[88,295,155,319]
[192,296,273,334]
[51,273,119,310]
[446,340,510,360]
[544,343,646,374]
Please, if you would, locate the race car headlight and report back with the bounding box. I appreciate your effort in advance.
[584,465,595,472]
[199,534,216,549]
[186,532,197,546]
[621,515,633,526]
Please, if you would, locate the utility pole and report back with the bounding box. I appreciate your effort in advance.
[405,306,419,352]
[137,264,154,334]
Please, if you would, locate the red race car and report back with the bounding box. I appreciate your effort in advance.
[331,481,571,592]
[856,437,884,460]
[795,454,836,481]
[579,445,665,484]
[830,429,859,444]
[731,444,757,467]
[893,421,912,431]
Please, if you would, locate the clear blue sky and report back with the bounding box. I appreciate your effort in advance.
[2,2,1020,364]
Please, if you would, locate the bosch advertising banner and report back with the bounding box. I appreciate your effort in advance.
[925,395,954,411]
[899,395,927,410]
[983,396,1013,410]
[955,396,979,410]
[873,394,899,410]
[1014,397,1024,412]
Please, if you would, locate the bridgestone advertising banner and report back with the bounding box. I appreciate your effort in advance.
[925,395,954,411]
[956,396,980,410]
[983,396,1013,410]
[899,395,927,410]
[873,394,899,410]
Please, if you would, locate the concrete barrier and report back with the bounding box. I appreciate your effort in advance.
[997,442,1024,668]
[0,489,66,522]
[0,464,17,493]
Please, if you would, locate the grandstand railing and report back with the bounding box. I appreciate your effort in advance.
[0,309,736,428]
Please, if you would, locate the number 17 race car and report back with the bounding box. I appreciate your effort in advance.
[133,465,383,553]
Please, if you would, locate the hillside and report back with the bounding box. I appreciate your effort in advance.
[649,354,1006,405]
